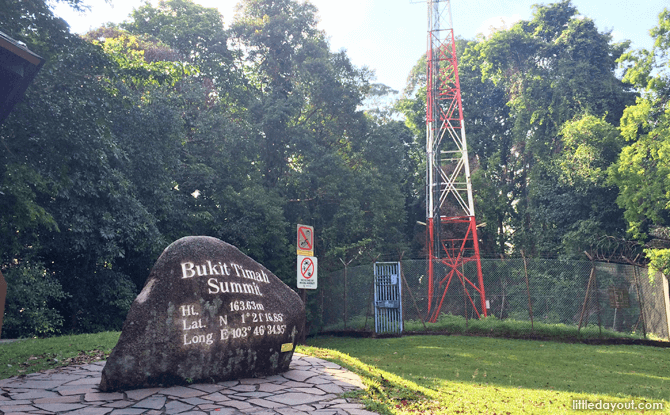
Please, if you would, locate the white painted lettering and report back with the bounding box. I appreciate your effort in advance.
[207,278,220,294]
[196,264,207,276]
[207,260,220,275]
[180,304,197,317]
[183,333,213,346]
[231,263,242,277]
[181,262,195,279]
[230,282,242,293]
[242,283,255,294]
[206,278,263,297]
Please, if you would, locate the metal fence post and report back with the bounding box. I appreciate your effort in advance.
[521,251,534,333]
[339,258,352,329]
[578,263,596,334]
[364,254,380,331]
[633,266,647,339]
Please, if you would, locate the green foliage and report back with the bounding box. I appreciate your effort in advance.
[431,1,635,257]
[0,163,58,262]
[91,31,197,88]
[610,8,670,269]
[1,0,421,336]
[122,0,236,86]
[2,262,68,338]
[644,248,670,279]
[557,115,623,189]
[610,131,670,239]
[62,268,138,333]
[3,0,669,337]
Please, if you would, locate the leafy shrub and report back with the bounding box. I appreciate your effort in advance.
[2,261,68,338]
[65,269,137,333]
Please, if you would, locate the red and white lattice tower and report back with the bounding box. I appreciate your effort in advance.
[425,0,487,322]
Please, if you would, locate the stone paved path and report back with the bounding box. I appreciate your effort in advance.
[0,353,377,415]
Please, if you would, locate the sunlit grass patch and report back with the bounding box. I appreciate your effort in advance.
[302,335,670,414]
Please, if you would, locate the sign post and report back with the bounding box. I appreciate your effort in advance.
[296,224,316,344]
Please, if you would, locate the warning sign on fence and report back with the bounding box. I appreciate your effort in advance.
[297,255,317,289]
[608,287,630,309]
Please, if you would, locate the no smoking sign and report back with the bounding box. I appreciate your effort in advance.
[297,255,317,289]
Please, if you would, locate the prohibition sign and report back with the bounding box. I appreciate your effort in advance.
[297,255,317,289]
[297,224,314,255]
[300,256,315,279]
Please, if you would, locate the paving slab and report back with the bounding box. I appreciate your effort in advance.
[65,407,115,415]
[246,398,286,409]
[200,392,231,403]
[133,395,167,410]
[103,400,135,409]
[164,400,194,414]
[85,392,125,401]
[33,402,88,412]
[0,399,33,406]
[0,404,39,412]
[34,395,83,404]
[160,385,207,398]
[190,384,224,393]
[179,397,211,406]
[282,369,317,382]
[8,390,60,400]
[125,388,162,401]
[265,392,325,406]
[0,353,373,414]
[108,409,145,415]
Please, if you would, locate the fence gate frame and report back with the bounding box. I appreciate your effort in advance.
[374,262,403,334]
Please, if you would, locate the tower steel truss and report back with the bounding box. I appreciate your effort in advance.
[425,0,487,322]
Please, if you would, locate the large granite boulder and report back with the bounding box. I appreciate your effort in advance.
[99,236,305,392]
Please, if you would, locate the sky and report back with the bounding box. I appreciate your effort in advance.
[53,0,668,93]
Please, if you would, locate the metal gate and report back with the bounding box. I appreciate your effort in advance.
[374,262,403,334]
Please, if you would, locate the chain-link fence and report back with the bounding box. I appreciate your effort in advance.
[314,258,670,339]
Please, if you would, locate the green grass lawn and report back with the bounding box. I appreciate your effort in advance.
[1,330,668,414]
[325,314,655,342]
[0,332,119,378]
[304,335,670,414]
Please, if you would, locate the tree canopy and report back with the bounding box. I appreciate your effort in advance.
[0,0,417,337]
[1,0,669,336]
[609,8,670,275]
[415,0,636,258]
